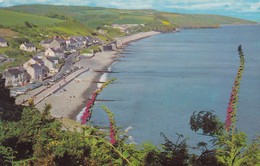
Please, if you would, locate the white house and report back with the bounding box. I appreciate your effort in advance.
[0,37,8,47]
[43,56,59,73]
[45,48,64,59]
[20,42,37,52]
[40,38,66,49]
[23,57,48,81]
[2,67,30,87]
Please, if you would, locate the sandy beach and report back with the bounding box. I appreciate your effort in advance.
[34,31,160,120]
[35,51,119,119]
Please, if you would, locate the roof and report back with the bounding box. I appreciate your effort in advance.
[0,37,7,43]
[47,56,59,63]
[23,42,35,48]
[32,57,44,65]
[3,68,23,78]
[50,48,63,53]
[86,36,93,42]
[31,64,42,70]
[70,38,78,44]
[71,36,88,42]
[54,38,65,44]
[42,39,53,44]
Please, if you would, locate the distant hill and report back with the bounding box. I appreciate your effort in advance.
[8,4,255,29]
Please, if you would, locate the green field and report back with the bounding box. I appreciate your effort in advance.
[0,10,64,27]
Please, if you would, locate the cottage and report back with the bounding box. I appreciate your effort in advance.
[44,56,59,73]
[23,57,44,69]
[70,36,89,48]
[66,38,79,51]
[23,57,48,81]
[20,42,37,52]
[45,48,64,59]
[2,67,30,87]
[40,38,66,49]
[0,37,8,47]
[26,64,48,81]
[40,39,53,49]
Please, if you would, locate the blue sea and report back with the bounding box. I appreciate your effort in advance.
[84,25,260,147]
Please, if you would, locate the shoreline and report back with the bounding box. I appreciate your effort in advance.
[36,31,160,121]
[69,56,118,120]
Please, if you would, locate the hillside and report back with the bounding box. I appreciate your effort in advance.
[8,4,255,29]
[0,9,64,27]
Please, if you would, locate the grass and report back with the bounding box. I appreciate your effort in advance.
[81,48,93,54]
[50,21,94,36]
[0,9,64,27]
[0,28,19,37]
[0,47,10,54]
[0,54,31,72]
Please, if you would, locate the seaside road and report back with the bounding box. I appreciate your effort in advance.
[16,68,89,106]
[33,68,89,105]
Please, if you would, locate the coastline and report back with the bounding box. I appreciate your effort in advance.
[69,55,118,120]
[36,31,161,121]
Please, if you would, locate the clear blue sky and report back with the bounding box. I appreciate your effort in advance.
[0,0,259,21]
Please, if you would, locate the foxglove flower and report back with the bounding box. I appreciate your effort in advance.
[225,45,245,131]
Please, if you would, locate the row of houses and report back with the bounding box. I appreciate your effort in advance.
[40,36,103,51]
[3,55,60,87]
[1,37,37,52]
[1,35,103,52]
[1,35,104,87]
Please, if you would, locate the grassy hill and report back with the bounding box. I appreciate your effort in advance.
[0,9,64,27]
[8,4,255,29]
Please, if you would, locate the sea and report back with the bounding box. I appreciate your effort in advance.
[77,24,260,148]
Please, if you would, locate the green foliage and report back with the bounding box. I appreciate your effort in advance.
[190,111,224,136]
[240,137,260,166]
[215,131,247,166]
[0,74,24,121]
[88,45,102,53]
[46,13,69,20]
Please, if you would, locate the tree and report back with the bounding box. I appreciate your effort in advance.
[0,74,23,121]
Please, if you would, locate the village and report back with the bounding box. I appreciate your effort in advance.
[0,29,160,105]
[0,35,106,96]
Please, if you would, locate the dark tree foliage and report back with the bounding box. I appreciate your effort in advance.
[144,133,189,166]
[24,21,37,28]
[12,37,30,45]
[189,111,225,166]
[190,141,224,166]
[0,74,24,121]
[190,111,224,136]
[46,13,69,20]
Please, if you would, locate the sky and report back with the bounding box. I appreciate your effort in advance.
[0,0,259,21]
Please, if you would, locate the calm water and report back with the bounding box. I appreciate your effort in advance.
[89,25,260,147]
